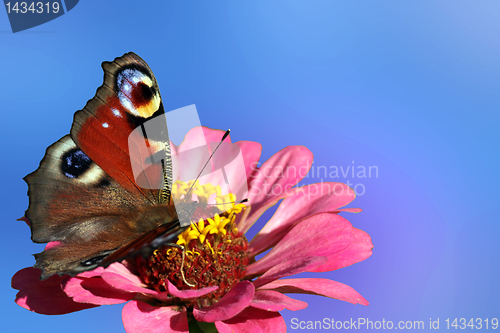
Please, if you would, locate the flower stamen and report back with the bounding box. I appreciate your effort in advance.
[136,181,251,303]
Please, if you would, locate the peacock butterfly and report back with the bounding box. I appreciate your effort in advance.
[23,52,247,280]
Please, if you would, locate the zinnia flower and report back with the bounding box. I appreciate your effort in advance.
[12,127,373,333]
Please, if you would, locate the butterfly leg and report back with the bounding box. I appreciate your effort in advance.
[165,243,196,288]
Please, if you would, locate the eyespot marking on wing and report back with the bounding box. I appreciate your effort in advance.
[56,137,107,186]
[61,148,91,179]
[116,68,160,119]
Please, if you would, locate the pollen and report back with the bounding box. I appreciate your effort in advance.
[136,180,250,306]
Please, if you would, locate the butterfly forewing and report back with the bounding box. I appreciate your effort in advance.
[71,53,166,203]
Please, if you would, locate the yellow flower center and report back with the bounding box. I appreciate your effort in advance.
[136,180,250,306]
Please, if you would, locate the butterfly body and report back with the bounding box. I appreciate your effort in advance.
[24,53,190,280]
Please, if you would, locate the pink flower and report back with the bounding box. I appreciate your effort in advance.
[12,127,373,333]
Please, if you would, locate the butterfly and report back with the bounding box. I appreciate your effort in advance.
[23,52,205,280]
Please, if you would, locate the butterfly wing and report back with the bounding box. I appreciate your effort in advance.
[71,52,170,202]
[25,53,181,279]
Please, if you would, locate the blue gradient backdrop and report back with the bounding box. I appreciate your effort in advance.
[1,1,499,332]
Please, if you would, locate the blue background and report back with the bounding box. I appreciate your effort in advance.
[1,1,499,332]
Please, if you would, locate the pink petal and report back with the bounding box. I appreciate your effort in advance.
[195,140,253,202]
[235,141,262,182]
[45,241,62,250]
[100,270,170,302]
[173,127,254,203]
[239,146,314,233]
[102,262,144,285]
[186,140,259,203]
[122,300,189,333]
[167,280,219,299]
[249,182,357,256]
[251,290,307,311]
[12,267,97,315]
[174,127,230,185]
[192,140,261,198]
[215,307,286,333]
[334,208,362,213]
[310,227,373,272]
[258,278,369,306]
[77,266,107,278]
[252,257,326,288]
[193,281,254,322]
[246,213,353,277]
[178,127,231,152]
[62,276,135,305]
[68,261,135,279]
[99,263,220,303]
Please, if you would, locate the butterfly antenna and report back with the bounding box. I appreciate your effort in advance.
[182,129,231,202]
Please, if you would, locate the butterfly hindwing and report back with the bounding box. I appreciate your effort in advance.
[25,136,155,278]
